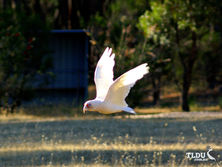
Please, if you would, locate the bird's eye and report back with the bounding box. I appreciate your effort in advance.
[86,103,91,108]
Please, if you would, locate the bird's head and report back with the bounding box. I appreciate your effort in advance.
[83,100,96,114]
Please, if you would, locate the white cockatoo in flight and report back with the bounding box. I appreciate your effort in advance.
[83,47,149,114]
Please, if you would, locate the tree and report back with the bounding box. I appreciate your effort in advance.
[138,0,222,111]
[137,2,172,105]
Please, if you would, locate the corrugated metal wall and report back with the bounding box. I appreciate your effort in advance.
[48,31,88,89]
[35,30,88,105]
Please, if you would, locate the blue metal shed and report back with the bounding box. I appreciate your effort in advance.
[35,30,88,106]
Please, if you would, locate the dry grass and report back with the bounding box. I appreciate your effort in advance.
[136,105,221,114]
[1,143,222,153]
[135,107,178,114]
[37,164,218,167]
[1,115,222,167]
[0,112,74,123]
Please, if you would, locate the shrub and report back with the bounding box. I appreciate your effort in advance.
[0,9,52,113]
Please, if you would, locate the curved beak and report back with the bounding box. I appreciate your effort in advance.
[83,106,87,114]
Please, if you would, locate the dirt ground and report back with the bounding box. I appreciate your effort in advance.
[0,112,222,166]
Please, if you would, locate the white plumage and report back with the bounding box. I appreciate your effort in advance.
[83,47,149,114]
[94,47,115,100]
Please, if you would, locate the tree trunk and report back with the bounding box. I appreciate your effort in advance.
[33,0,45,22]
[55,0,69,29]
[176,21,197,112]
[152,76,161,106]
[153,88,160,105]
[3,0,12,9]
[181,31,197,112]
[182,69,191,111]
[14,0,21,12]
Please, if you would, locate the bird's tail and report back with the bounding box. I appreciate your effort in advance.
[123,107,136,114]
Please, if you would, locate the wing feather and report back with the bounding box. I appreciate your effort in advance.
[104,63,149,106]
[94,47,115,100]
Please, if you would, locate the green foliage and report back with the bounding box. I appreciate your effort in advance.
[0,9,52,113]
[138,2,168,41]
[197,30,222,88]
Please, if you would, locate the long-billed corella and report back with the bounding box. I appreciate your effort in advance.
[83,47,149,114]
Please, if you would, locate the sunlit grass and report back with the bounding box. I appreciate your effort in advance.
[37,164,218,167]
[1,143,222,153]
[135,107,179,114]
[1,142,221,166]
[190,105,221,112]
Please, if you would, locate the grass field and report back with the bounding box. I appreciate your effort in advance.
[0,113,222,167]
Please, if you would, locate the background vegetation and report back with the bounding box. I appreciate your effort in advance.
[0,0,222,113]
[0,6,53,113]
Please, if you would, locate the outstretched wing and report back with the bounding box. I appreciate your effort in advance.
[104,63,149,106]
[94,47,115,100]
